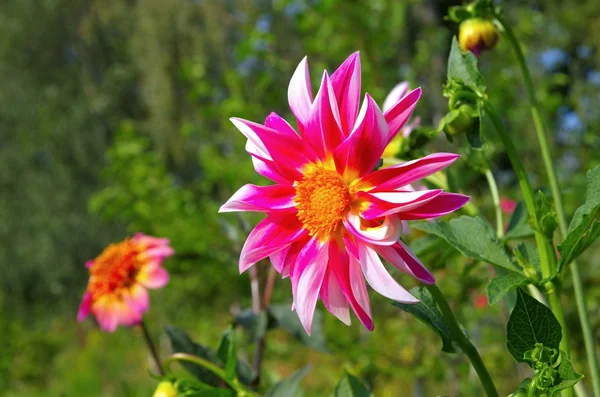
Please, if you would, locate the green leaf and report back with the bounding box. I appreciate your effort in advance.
[392,287,458,353]
[447,36,486,93]
[165,326,220,386]
[558,166,600,272]
[334,371,372,397]
[549,351,584,396]
[216,327,237,381]
[504,202,534,241]
[414,216,519,273]
[264,365,311,397]
[233,309,268,343]
[487,273,527,305]
[533,190,558,237]
[513,242,540,279]
[506,289,562,365]
[268,304,328,352]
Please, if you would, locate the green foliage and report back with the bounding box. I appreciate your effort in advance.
[532,191,559,237]
[557,165,600,272]
[264,366,310,397]
[414,216,519,273]
[393,287,458,354]
[504,202,534,241]
[506,289,562,364]
[333,371,372,397]
[487,273,527,306]
[550,352,584,396]
[447,37,486,93]
[216,327,238,382]
[268,304,328,352]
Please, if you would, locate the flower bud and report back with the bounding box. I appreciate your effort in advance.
[152,381,177,397]
[440,104,478,137]
[458,18,498,56]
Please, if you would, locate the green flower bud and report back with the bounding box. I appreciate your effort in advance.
[458,18,499,56]
[440,104,478,137]
[152,381,178,397]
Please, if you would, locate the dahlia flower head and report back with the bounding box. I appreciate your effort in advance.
[220,52,469,334]
[77,233,174,332]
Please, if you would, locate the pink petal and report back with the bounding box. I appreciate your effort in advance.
[85,260,94,269]
[303,72,344,159]
[358,189,443,220]
[115,300,143,327]
[359,152,460,192]
[333,94,388,178]
[399,192,470,220]
[93,299,120,332]
[330,52,361,133]
[239,214,306,273]
[376,241,435,284]
[125,284,150,314]
[293,240,328,335]
[384,87,421,144]
[231,118,314,180]
[319,268,351,325]
[356,243,418,302]
[329,242,374,330]
[288,56,313,128]
[133,234,169,248]
[219,184,296,213]
[251,156,291,184]
[269,238,307,278]
[77,291,93,322]
[137,266,169,289]
[264,112,299,138]
[382,81,410,113]
[344,212,401,246]
[144,246,175,259]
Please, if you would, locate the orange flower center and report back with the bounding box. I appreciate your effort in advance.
[295,165,353,239]
[88,239,141,298]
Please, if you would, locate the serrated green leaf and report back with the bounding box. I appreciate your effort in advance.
[264,365,311,397]
[216,327,237,381]
[487,273,526,305]
[392,287,458,353]
[447,37,486,93]
[506,289,562,365]
[334,371,372,397]
[414,216,520,272]
[549,351,584,396]
[165,326,221,386]
[504,202,534,240]
[268,304,327,352]
[557,166,600,272]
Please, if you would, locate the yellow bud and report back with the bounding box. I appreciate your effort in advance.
[152,381,177,397]
[458,18,498,56]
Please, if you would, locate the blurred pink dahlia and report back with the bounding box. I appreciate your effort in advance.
[77,233,173,332]
[220,53,469,333]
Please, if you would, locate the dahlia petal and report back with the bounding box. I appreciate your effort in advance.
[320,268,351,325]
[291,236,321,296]
[384,87,421,144]
[359,189,443,220]
[269,244,290,274]
[144,246,175,259]
[288,56,313,127]
[344,212,401,246]
[333,94,388,177]
[348,254,373,327]
[77,291,93,322]
[376,241,435,284]
[85,260,94,269]
[330,52,361,133]
[219,184,296,213]
[251,156,291,184]
[94,299,120,332]
[125,284,150,314]
[304,72,344,158]
[399,192,470,220]
[133,234,169,248]
[231,118,312,179]
[356,243,418,302]
[240,214,306,273]
[360,152,460,192]
[264,112,299,138]
[329,242,374,330]
[137,266,169,289]
[116,300,143,327]
[382,81,410,112]
[294,242,328,335]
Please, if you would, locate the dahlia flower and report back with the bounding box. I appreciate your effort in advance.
[77,233,173,332]
[220,53,468,333]
[381,81,421,159]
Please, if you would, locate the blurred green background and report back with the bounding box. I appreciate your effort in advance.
[1,0,599,395]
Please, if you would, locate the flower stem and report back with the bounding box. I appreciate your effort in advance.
[426,284,499,397]
[495,14,599,397]
[484,169,503,238]
[139,319,164,376]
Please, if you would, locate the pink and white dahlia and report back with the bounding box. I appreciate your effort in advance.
[77,233,173,332]
[220,53,469,334]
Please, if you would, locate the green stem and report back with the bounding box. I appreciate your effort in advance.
[484,169,503,238]
[164,353,258,396]
[496,14,599,397]
[139,319,164,376]
[482,101,571,355]
[426,284,499,397]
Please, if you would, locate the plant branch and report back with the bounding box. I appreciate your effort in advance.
[139,319,164,376]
